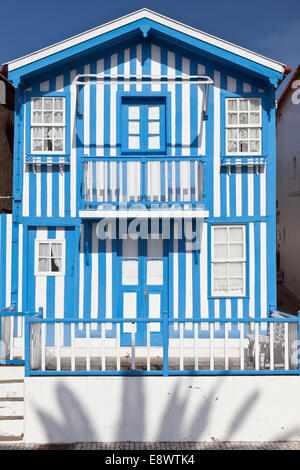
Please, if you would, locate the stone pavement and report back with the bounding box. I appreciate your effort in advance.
[0,441,299,450]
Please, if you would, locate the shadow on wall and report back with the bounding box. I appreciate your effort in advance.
[32,376,300,443]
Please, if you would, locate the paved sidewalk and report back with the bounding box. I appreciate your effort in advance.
[0,441,299,450]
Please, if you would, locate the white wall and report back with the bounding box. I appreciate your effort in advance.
[24,376,300,443]
[277,95,300,299]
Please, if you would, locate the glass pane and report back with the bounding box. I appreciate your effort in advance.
[228,99,237,111]
[148,121,160,134]
[228,141,237,152]
[51,258,62,272]
[51,243,62,257]
[214,227,227,242]
[128,121,140,134]
[43,127,53,138]
[148,135,160,150]
[214,262,227,277]
[229,243,244,259]
[128,106,140,119]
[250,140,260,152]
[250,128,260,139]
[54,111,63,123]
[44,112,53,123]
[33,140,42,151]
[229,278,243,293]
[32,98,42,110]
[227,128,237,139]
[44,99,53,110]
[250,112,259,124]
[229,226,243,242]
[239,100,249,111]
[239,141,248,152]
[147,260,163,285]
[122,238,138,258]
[228,113,238,125]
[214,278,228,292]
[54,98,64,110]
[43,140,53,151]
[229,262,243,277]
[32,111,42,123]
[214,244,228,259]
[33,127,42,138]
[239,128,248,139]
[239,113,248,124]
[128,136,140,149]
[147,238,163,258]
[122,260,138,285]
[148,106,160,120]
[39,243,50,256]
[38,258,49,272]
[54,127,63,138]
[54,140,63,151]
[250,99,260,111]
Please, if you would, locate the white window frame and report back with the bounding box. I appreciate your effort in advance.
[34,239,65,276]
[211,225,246,297]
[225,98,262,156]
[31,96,66,154]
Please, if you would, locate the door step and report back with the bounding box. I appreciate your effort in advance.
[0,366,24,442]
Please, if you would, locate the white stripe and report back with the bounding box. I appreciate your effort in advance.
[79,224,84,319]
[124,48,130,91]
[110,54,117,156]
[173,223,179,320]
[57,69,66,218]
[70,70,77,217]
[23,94,29,217]
[182,57,190,156]
[236,165,242,216]
[96,59,104,153]
[151,44,161,92]
[249,222,255,317]
[226,170,230,217]
[197,64,206,155]
[47,165,52,217]
[91,223,99,320]
[185,225,193,319]
[17,224,23,313]
[167,51,176,156]
[5,215,12,307]
[248,166,254,216]
[106,234,112,319]
[260,222,267,318]
[237,298,243,319]
[136,44,142,92]
[214,299,220,319]
[36,165,41,217]
[213,71,220,217]
[84,64,90,156]
[260,166,266,216]
[226,298,231,319]
[200,223,208,318]
[55,228,65,319]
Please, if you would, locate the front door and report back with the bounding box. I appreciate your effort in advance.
[118,233,168,346]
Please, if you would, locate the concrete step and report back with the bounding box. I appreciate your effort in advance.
[0,366,24,380]
[0,382,24,399]
[0,400,24,416]
[0,418,23,437]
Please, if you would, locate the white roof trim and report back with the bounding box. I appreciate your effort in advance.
[6,9,286,74]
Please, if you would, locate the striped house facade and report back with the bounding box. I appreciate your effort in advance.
[3,10,287,345]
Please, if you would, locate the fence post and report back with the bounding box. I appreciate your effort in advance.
[24,312,30,377]
[162,311,169,377]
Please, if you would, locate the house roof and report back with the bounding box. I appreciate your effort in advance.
[5,9,288,76]
[277,64,300,113]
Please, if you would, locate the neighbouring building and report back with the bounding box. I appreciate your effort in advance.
[0,68,14,213]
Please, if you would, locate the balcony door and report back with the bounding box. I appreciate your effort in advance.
[117,233,168,346]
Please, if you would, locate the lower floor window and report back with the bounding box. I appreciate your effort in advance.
[35,240,65,276]
[211,225,246,296]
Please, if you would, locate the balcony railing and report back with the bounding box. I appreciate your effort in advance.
[80,157,204,210]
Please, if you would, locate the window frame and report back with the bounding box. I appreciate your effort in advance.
[225,97,262,156]
[120,95,167,155]
[211,225,246,298]
[34,239,66,276]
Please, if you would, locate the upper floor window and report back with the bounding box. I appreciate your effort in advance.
[211,225,246,297]
[122,97,166,154]
[35,239,65,276]
[226,98,262,155]
[31,97,65,154]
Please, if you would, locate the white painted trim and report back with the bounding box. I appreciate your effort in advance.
[6,9,285,73]
[79,210,209,218]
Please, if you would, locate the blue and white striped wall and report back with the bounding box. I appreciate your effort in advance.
[0,214,12,309]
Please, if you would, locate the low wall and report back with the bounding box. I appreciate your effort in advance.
[24,376,300,443]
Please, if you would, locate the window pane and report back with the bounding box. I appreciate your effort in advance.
[54,127,63,138]
[54,98,63,110]
[43,127,53,138]
[33,127,42,138]
[43,140,53,151]
[229,226,243,242]
[54,111,63,123]
[214,244,228,259]
[128,121,140,134]
[239,128,248,139]
[250,128,260,139]
[33,98,42,110]
[214,278,228,292]
[44,112,53,123]
[228,113,238,125]
[33,140,43,151]
[250,99,260,111]
[250,113,259,124]
[44,99,53,110]
[32,111,42,123]
[148,106,160,120]
[229,243,243,259]
[239,113,248,124]
[148,121,160,134]
[239,141,248,152]
[147,260,163,285]
[228,278,243,293]
[128,136,140,149]
[54,140,63,151]
[51,258,62,272]
[239,100,249,111]
[51,243,62,257]
[128,106,140,119]
[227,129,237,139]
[228,99,237,111]
[229,262,243,277]
[38,258,49,272]
[228,141,237,152]
[39,243,50,256]
[148,135,160,149]
[250,140,260,152]
[122,260,138,285]
[214,227,227,242]
[214,262,227,277]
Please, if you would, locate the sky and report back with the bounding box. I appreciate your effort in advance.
[1,0,300,95]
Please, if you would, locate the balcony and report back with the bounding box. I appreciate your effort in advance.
[79,157,206,217]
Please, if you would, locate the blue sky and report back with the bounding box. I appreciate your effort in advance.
[1,0,299,93]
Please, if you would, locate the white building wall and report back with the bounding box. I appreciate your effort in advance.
[25,376,300,443]
[277,94,300,299]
